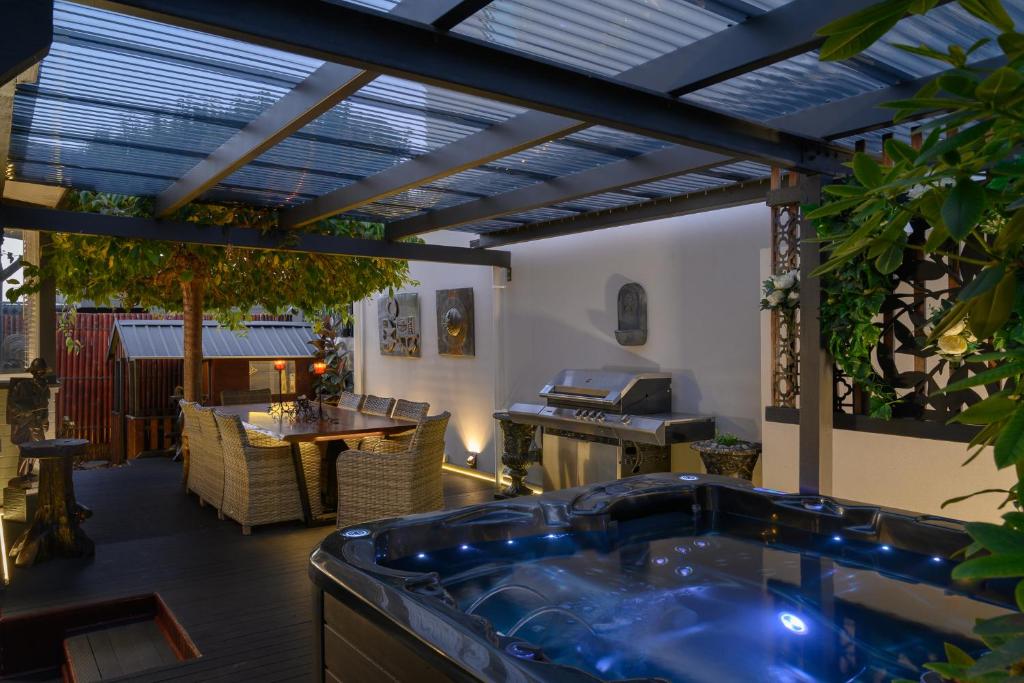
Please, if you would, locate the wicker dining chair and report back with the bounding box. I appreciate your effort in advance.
[220,388,272,406]
[391,399,429,422]
[189,405,225,513]
[336,412,450,528]
[180,400,201,489]
[338,391,364,411]
[214,412,304,534]
[359,394,396,417]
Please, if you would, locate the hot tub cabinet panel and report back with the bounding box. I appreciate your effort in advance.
[309,475,1012,683]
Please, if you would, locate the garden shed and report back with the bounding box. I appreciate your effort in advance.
[107,319,316,459]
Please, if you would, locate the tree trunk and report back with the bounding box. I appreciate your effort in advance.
[181,278,205,403]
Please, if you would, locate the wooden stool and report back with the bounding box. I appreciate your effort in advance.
[9,438,93,567]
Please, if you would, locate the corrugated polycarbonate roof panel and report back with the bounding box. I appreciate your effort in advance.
[9,1,322,198]
[111,320,316,361]
[684,2,1024,123]
[453,0,732,76]
[210,77,529,206]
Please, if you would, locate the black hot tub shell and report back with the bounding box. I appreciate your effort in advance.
[309,474,1012,683]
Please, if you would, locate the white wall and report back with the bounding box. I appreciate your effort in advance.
[502,203,768,440]
[358,204,770,472]
[356,231,500,470]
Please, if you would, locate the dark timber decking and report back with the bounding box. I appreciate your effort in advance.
[0,457,495,682]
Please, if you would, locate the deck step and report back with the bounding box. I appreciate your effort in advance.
[63,620,178,682]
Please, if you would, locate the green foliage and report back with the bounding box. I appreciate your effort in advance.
[812,1,1024,678]
[816,209,897,418]
[714,432,742,446]
[10,190,416,328]
[308,309,353,403]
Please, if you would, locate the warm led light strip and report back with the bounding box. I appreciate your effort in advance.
[442,462,544,494]
[0,512,9,586]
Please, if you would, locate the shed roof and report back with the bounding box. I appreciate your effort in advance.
[108,319,316,361]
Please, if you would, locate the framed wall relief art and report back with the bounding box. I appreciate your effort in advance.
[436,288,475,357]
[378,293,421,357]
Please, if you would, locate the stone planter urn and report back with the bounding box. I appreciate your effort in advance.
[493,411,538,498]
[691,438,762,481]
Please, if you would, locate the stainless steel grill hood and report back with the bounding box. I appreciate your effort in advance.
[538,369,671,413]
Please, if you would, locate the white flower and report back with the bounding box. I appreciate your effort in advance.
[772,272,797,290]
[767,290,785,307]
[907,184,927,199]
[788,291,800,302]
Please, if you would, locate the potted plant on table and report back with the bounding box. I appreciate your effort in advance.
[690,432,762,481]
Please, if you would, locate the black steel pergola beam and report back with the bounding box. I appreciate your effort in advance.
[387,146,731,238]
[0,203,511,268]
[391,0,495,30]
[283,112,585,227]
[387,56,988,239]
[471,179,769,249]
[277,0,865,228]
[775,55,1007,140]
[624,0,950,95]
[153,0,483,216]
[83,0,849,176]
[154,64,375,217]
[0,1,52,86]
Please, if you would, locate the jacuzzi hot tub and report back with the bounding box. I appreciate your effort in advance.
[309,474,1012,682]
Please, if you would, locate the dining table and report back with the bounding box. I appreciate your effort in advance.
[214,402,414,525]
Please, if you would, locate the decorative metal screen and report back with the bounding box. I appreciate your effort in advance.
[832,228,989,421]
[770,200,800,408]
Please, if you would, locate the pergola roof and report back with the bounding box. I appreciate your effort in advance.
[3,0,1020,253]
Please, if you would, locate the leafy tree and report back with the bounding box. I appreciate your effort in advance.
[814,0,1024,679]
[10,190,413,402]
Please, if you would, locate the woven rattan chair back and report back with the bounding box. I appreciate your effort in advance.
[409,411,450,457]
[214,411,248,452]
[220,388,272,406]
[335,411,450,528]
[180,400,201,491]
[360,394,395,417]
[391,399,429,422]
[213,411,303,534]
[191,405,225,509]
[338,391,364,411]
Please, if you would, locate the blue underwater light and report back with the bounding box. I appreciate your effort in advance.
[342,528,370,538]
[779,612,807,634]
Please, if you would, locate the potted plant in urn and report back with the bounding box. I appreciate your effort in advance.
[691,433,762,481]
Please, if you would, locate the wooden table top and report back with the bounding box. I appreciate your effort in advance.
[214,403,413,442]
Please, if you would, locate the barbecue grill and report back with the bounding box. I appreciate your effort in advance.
[507,369,714,488]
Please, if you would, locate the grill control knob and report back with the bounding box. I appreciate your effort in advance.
[574,408,584,418]
[621,414,632,424]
